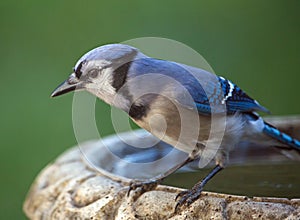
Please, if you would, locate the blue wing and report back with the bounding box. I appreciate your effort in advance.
[172,64,269,114]
[169,62,269,114]
[194,76,269,114]
[130,58,269,115]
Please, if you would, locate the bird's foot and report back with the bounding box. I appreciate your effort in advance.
[174,182,204,213]
[127,179,160,196]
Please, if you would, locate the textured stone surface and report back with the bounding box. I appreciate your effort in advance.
[24,116,300,219]
[24,145,300,220]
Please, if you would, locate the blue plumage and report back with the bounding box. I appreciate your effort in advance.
[129,57,300,153]
[217,76,269,114]
[130,58,269,115]
[51,43,300,211]
[263,122,300,151]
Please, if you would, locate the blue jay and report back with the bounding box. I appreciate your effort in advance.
[51,44,300,211]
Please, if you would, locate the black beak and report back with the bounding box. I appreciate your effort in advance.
[51,80,80,97]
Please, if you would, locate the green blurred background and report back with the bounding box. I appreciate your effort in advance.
[0,1,299,219]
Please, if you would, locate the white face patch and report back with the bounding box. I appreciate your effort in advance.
[83,65,130,111]
[74,57,131,111]
[75,58,114,102]
[84,66,116,104]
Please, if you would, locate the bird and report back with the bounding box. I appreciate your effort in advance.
[51,44,300,212]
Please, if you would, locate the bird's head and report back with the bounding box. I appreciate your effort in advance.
[51,44,146,107]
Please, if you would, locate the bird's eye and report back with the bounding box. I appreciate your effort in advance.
[89,69,99,78]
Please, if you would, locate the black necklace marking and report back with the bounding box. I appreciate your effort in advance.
[129,103,149,120]
[112,61,133,92]
[112,49,137,92]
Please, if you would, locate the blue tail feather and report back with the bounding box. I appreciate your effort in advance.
[263,122,300,151]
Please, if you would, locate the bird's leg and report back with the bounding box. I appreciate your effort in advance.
[175,164,223,212]
[127,156,194,196]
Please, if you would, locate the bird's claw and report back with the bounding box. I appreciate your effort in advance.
[174,184,204,213]
[127,180,159,196]
[175,190,189,201]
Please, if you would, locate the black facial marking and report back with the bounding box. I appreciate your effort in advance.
[74,61,85,79]
[112,50,137,92]
[112,61,132,92]
[129,103,149,120]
